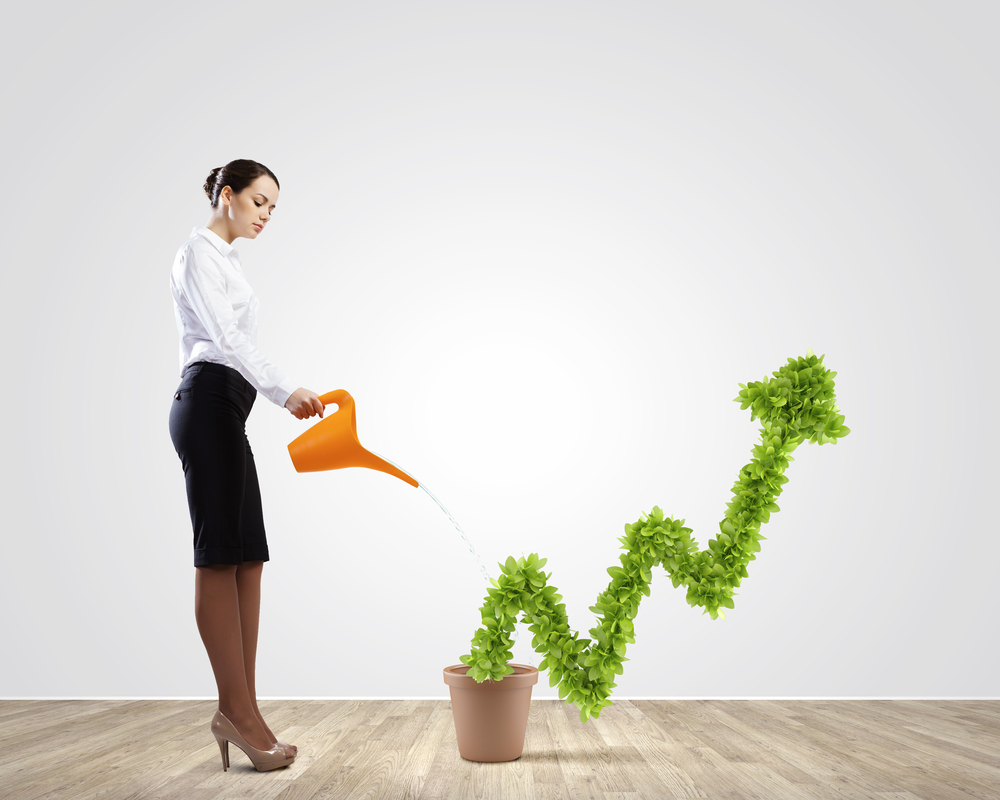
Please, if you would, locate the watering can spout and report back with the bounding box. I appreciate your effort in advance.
[286,390,419,487]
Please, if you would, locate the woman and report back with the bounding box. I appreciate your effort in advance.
[168,159,324,772]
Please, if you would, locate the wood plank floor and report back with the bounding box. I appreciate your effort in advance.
[0,699,997,799]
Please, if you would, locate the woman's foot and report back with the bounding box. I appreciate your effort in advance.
[219,705,279,753]
[254,707,297,756]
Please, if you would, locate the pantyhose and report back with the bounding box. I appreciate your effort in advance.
[194,561,295,754]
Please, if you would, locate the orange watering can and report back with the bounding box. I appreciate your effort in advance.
[287,390,419,487]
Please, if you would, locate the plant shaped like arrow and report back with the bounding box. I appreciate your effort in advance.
[459,349,851,723]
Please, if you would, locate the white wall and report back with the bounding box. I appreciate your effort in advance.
[2,0,997,701]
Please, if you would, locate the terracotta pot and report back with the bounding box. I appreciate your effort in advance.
[443,663,539,762]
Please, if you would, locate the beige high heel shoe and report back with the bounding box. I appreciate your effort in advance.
[211,709,295,772]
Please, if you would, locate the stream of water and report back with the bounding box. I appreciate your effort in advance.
[370,450,532,664]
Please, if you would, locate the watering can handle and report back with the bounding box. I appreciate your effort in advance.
[318,389,351,409]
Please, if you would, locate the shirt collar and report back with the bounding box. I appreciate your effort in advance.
[192,226,238,259]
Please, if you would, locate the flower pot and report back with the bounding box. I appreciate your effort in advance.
[443,663,539,762]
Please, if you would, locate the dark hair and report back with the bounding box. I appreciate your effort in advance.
[203,159,280,207]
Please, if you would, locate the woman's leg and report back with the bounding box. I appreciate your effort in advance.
[194,564,274,752]
[235,560,296,753]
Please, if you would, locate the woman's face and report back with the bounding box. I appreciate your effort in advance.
[222,175,279,240]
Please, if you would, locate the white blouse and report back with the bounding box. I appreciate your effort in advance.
[170,226,298,409]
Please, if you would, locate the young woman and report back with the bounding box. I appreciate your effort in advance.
[168,159,324,772]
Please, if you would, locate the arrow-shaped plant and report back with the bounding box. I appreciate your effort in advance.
[459,349,851,723]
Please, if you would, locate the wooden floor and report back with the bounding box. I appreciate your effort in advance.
[0,699,997,800]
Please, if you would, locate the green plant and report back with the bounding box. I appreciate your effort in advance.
[459,349,851,723]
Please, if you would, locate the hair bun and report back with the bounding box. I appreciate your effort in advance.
[203,167,222,201]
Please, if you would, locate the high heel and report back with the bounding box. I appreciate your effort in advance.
[211,709,295,772]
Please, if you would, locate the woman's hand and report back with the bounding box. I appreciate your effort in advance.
[285,388,325,420]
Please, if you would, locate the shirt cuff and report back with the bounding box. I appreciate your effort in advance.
[273,377,299,410]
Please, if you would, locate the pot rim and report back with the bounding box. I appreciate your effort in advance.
[443,662,539,690]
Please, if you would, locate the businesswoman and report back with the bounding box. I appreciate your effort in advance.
[168,159,324,772]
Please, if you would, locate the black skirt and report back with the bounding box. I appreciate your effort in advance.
[168,361,270,566]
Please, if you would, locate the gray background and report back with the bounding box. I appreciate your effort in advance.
[2,1,997,700]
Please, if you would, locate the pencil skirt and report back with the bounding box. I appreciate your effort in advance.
[168,361,270,567]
